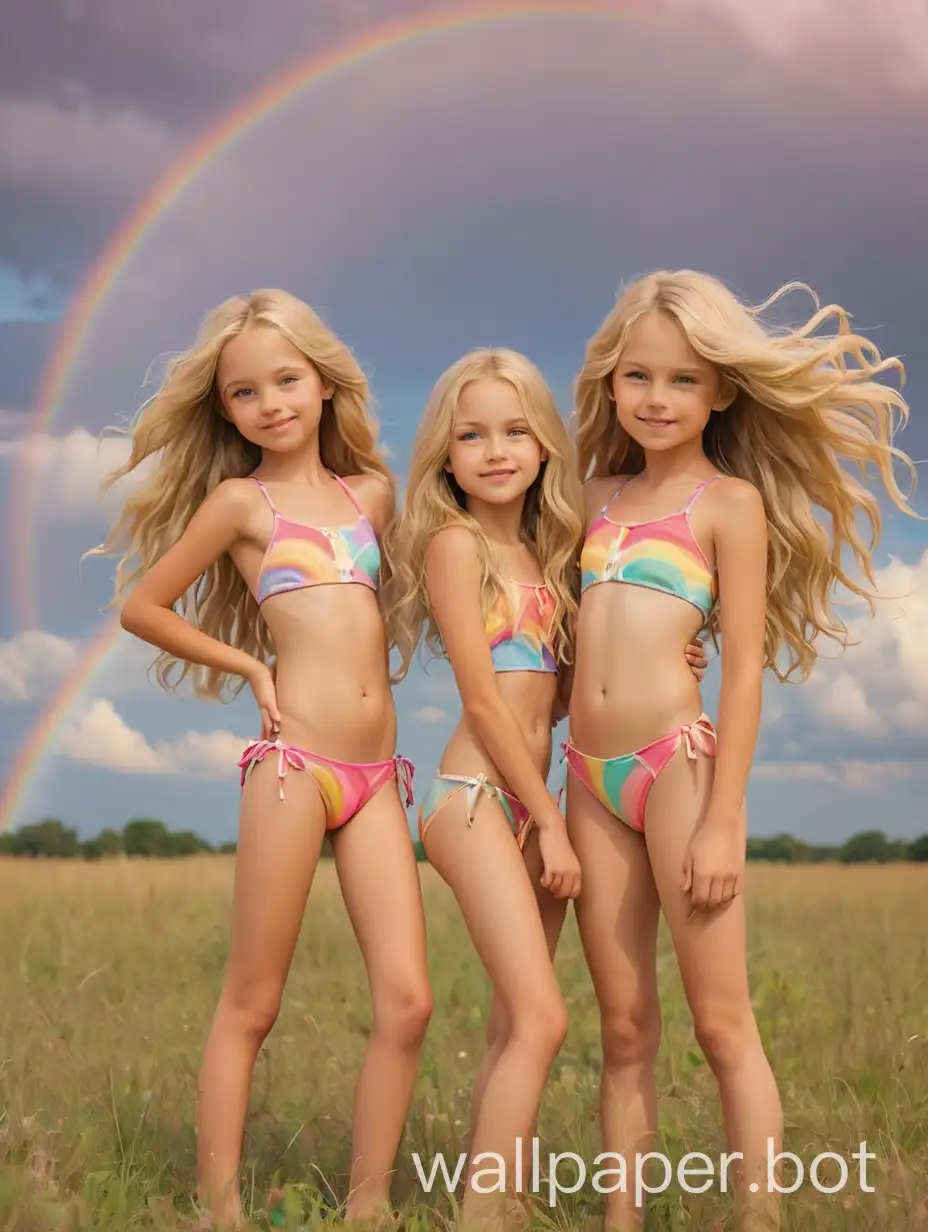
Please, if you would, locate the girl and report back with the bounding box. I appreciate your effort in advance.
[562,269,919,1230]
[381,348,709,1226]
[382,347,584,1227]
[93,289,433,1228]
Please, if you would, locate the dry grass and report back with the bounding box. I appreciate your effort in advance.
[1,857,926,1230]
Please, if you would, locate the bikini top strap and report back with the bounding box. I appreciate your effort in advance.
[330,471,366,518]
[600,473,634,516]
[252,475,279,514]
[685,474,723,511]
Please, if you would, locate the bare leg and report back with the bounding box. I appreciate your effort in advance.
[196,759,327,1227]
[465,826,569,1154]
[566,775,662,1232]
[644,745,783,1231]
[331,779,433,1223]
[423,795,568,1229]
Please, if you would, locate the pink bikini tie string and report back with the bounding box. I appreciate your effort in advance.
[237,738,308,801]
[681,717,716,761]
[395,755,416,808]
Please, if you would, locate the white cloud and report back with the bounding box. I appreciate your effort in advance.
[59,698,171,774]
[0,630,79,700]
[811,671,885,735]
[802,550,928,737]
[411,706,447,725]
[0,98,177,201]
[753,760,928,791]
[0,428,148,517]
[57,697,249,779]
[662,0,928,89]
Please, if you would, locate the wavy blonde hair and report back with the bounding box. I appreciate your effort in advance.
[382,348,584,683]
[92,288,392,699]
[573,269,921,680]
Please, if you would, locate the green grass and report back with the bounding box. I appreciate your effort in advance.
[1,857,927,1230]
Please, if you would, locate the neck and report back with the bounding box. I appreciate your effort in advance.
[640,438,710,484]
[255,438,330,485]
[465,495,526,547]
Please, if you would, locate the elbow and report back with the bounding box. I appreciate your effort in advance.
[119,594,152,637]
[119,599,139,635]
[461,687,505,732]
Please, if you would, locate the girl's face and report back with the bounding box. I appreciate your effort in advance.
[610,311,721,453]
[445,376,545,506]
[216,324,333,452]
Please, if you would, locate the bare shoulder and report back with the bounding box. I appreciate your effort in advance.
[342,469,395,530]
[707,474,766,519]
[426,523,480,573]
[583,473,625,521]
[200,476,259,527]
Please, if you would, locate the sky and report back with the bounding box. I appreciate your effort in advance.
[0,0,926,845]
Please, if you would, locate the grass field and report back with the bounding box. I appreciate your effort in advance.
[1,856,927,1231]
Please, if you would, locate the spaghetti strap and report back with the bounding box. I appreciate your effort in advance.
[685,474,723,511]
[330,471,366,517]
[601,474,633,516]
[252,475,278,514]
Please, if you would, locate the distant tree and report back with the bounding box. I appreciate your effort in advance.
[839,830,898,863]
[97,828,124,855]
[6,818,80,857]
[122,818,171,856]
[162,830,213,856]
[908,834,928,862]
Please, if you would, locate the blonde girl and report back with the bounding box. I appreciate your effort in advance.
[382,347,586,1226]
[93,289,432,1228]
[562,269,919,1230]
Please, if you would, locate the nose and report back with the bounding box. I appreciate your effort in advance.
[645,381,670,410]
[258,386,285,417]
[485,432,509,460]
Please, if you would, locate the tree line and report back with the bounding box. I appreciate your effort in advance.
[1,817,928,865]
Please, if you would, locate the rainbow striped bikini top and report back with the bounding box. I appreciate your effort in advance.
[252,472,380,606]
[580,475,720,621]
[486,578,559,673]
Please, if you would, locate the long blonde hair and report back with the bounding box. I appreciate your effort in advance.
[573,269,920,681]
[93,288,392,698]
[382,348,584,682]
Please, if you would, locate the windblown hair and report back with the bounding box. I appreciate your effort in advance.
[573,269,920,681]
[92,288,392,699]
[382,348,584,683]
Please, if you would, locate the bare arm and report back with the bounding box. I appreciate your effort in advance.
[119,479,262,685]
[707,479,768,818]
[426,526,565,833]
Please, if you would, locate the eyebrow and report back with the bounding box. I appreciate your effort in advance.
[455,416,531,429]
[620,358,705,375]
[221,364,304,394]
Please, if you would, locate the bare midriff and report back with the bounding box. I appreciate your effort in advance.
[439,670,558,787]
[570,582,709,757]
[259,585,396,759]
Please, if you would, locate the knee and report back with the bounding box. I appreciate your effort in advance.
[514,990,568,1060]
[374,979,433,1049]
[219,981,283,1041]
[691,1003,758,1073]
[601,1002,661,1071]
